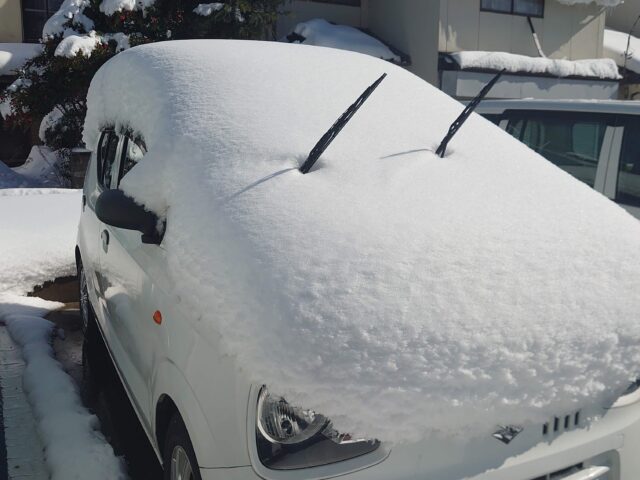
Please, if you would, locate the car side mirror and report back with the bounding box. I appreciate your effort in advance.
[96,189,162,244]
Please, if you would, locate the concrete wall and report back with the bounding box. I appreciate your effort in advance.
[0,0,23,43]
[440,0,606,60]
[367,0,440,85]
[277,0,366,38]
[606,0,640,34]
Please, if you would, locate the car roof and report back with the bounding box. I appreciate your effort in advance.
[476,98,640,115]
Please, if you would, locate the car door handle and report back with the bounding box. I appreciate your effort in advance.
[101,230,109,253]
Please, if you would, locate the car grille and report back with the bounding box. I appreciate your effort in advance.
[542,411,580,438]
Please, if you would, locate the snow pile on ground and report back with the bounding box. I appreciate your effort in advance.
[0,162,34,188]
[85,40,640,443]
[451,50,621,79]
[288,19,400,62]
[0,43,42,76]
[193,3,224,16]
[604,28,640,74]
[0,189,80,295]
[0,297,127,479]
[13,146,66,187]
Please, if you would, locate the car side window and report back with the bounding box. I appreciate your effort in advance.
[617,117,640,208]
[118,137,145,186]
[98,131,120,189]
[505,112,613,188]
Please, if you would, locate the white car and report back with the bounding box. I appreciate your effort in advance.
[477,99,640,220]
[76,40,640,480]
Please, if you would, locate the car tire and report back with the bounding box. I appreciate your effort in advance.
[78,259,91,334]
[80,314,101,406]
[163,414,202,480]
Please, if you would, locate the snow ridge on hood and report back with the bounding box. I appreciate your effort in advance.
[84,40,640,443]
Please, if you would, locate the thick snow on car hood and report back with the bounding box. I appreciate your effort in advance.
[84,40,640,443]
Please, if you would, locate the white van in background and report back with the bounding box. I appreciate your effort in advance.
[477,100,640,220]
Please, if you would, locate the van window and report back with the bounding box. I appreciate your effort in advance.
[98,131,120,189]
[617,117,640,208]
[118,138,145,186]
[505,112,613,188]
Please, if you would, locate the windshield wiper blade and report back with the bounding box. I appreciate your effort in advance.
[435,68,505,158]
[300,73,387,174]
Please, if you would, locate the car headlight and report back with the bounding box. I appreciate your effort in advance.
[255,387,380,470]
[611,379,640,408]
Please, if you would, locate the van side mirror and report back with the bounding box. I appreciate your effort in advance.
[96,189,162,244]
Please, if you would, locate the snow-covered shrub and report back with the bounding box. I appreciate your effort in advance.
[1,0,283,161]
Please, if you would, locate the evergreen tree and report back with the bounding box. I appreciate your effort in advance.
[1,0,282,153]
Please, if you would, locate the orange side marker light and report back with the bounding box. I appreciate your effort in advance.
[153,310,163,325]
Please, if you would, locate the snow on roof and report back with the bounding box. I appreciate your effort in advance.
[555,0,622,5]
[288,19,400,63]
[84,40,640,443]
[450,50,621,79]
[0,43,42,76]
[604,28,640,75]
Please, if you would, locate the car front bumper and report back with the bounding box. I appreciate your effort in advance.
[201,400,640,480]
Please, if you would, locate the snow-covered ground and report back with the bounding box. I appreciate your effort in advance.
[0,188,126,479]
[0,43,42,76]
[0,297,127,480]
[0,189,80,295]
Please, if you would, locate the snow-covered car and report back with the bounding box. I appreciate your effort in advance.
[76,40,640,480]
[476,99,640,220]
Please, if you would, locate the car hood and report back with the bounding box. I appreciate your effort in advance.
[84,40,640,443]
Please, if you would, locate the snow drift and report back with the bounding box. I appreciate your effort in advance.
[84,40,640,443]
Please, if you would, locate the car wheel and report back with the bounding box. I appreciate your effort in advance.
[80,316,101,405]
[78,260,90,334]
[164,414,202,480]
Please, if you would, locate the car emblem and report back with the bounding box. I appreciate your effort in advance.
[492,425,523,444]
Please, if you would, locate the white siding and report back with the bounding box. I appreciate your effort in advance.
[439,0,607,60]
[0,0,23,43]
[276,0,366,38]
[368,0,440,85]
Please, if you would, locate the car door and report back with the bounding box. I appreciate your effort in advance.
[603,115,640,220]
[79,131,113,313]
[502,110,617,193]
[97,133,156,432]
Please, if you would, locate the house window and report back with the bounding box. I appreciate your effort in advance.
[481,0,544,17]
[22,0,65,43]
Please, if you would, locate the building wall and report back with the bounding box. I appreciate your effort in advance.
[439,0,606,60]
[605,0,640,34]
[0,0,23,43]
[368,0,440,85]
[276,0,366,38]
